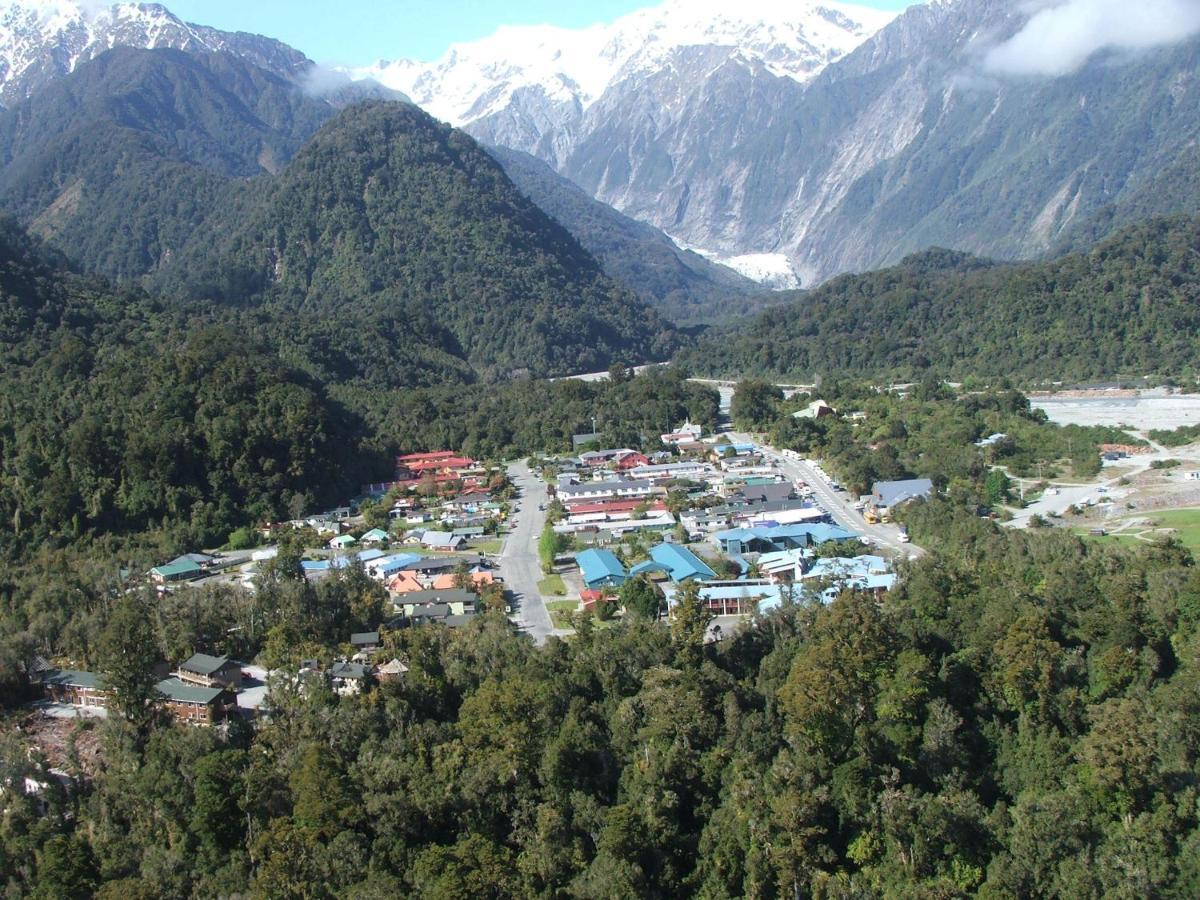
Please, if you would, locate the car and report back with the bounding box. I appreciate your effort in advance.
[898,532,911,543]
[1096,486,1108,494]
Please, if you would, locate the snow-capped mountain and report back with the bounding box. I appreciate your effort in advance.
[0,0,311,107]
[358,0,894,128]
[350,0,894,287]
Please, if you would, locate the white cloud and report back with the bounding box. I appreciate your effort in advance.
[984,0,1200,77]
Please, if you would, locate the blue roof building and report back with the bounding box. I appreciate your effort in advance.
[577,549,628,589]
[714,523,858,555]
[629,543,717,583]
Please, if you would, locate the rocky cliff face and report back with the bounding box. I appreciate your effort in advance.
[362,0,1200,286]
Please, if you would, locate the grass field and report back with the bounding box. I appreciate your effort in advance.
[1077,508,1200,551]
[471,539,503,555]
[538,574,567,597]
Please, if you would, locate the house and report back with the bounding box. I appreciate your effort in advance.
[577,549,629,589]
[451,527,486,541]
[387,571,426,594]
[376,658,409,682]
[150,560,203,585]
[329,534,358,550]
[175,653,242,691]
[155,678,234,726]
[394,589,478,618]
[629,543,717,584]
[615,452,651,472]
[40,670,109,711]
[430,570,496,591]
[578,448,638,468]
[793,400,835,420]
[572,432,602,450]
[871,479,934,511]
[350,632,381,653]
[661,421,704,445]
[360,528,390,544]
[329,662,370,696]
[420,531,466,551]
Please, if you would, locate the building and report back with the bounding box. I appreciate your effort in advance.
[557,479,658,507]
[871,479,934,511]
[329,662,370,696]
[626,461,710,482]
[367,553,424,581]
[629,544,717,583]
[578,448,638,468]
[150,560,203,585]
[328,534,357,550]
[350,632,381,654]
[572,432,602,450]
[715,523,858,555]
[394,589,478,618]
[663,580,783,616]
[40,670,109,711]
[793,400,835,419]
[360,528,390,544]
[420,531,467,551]
[155,678,234,726]
[175,653,242,691]
[577,549,629,589]
[615,452,651,472]
[661,421,704,445]
[376,659,409,682]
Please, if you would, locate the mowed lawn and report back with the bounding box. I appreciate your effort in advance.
[1146,508,1200,551]
[1077,508,1200,551]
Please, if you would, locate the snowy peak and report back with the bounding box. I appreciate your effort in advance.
[354,0,896,126]
[0,0,311,106]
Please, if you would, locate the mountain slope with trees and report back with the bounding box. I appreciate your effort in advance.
[678,215,1200,383]
[156,101,675,379]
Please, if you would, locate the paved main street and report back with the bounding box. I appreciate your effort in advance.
[501,460,569,644]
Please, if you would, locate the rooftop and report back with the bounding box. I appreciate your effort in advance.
[156,677,225,705]
[179,653,232,676]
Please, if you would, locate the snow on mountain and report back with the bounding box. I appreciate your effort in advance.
[0,1,311,106]
[355,0,896,127]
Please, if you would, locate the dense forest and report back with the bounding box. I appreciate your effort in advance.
[0,220,713,559]
[678,216,1200,384]
[3,507,1198,897]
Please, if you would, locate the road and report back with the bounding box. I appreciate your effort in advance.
[500,461,562,644]
[1004,431,1187,527]
[731,432,924,561]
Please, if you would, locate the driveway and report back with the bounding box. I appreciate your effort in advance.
[500,461,564,644]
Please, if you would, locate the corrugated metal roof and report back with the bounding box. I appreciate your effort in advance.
[577,549,627,584]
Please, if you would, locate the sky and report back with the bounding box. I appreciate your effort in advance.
[164,0,920,66]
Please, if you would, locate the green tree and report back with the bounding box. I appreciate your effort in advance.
[97,593,160,730]
[620,575,663,620]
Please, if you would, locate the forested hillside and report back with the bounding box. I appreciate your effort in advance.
[3,509,1198,897]
[678,216,1200,383]
[0,220,367,552]
[156,102,675,378]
